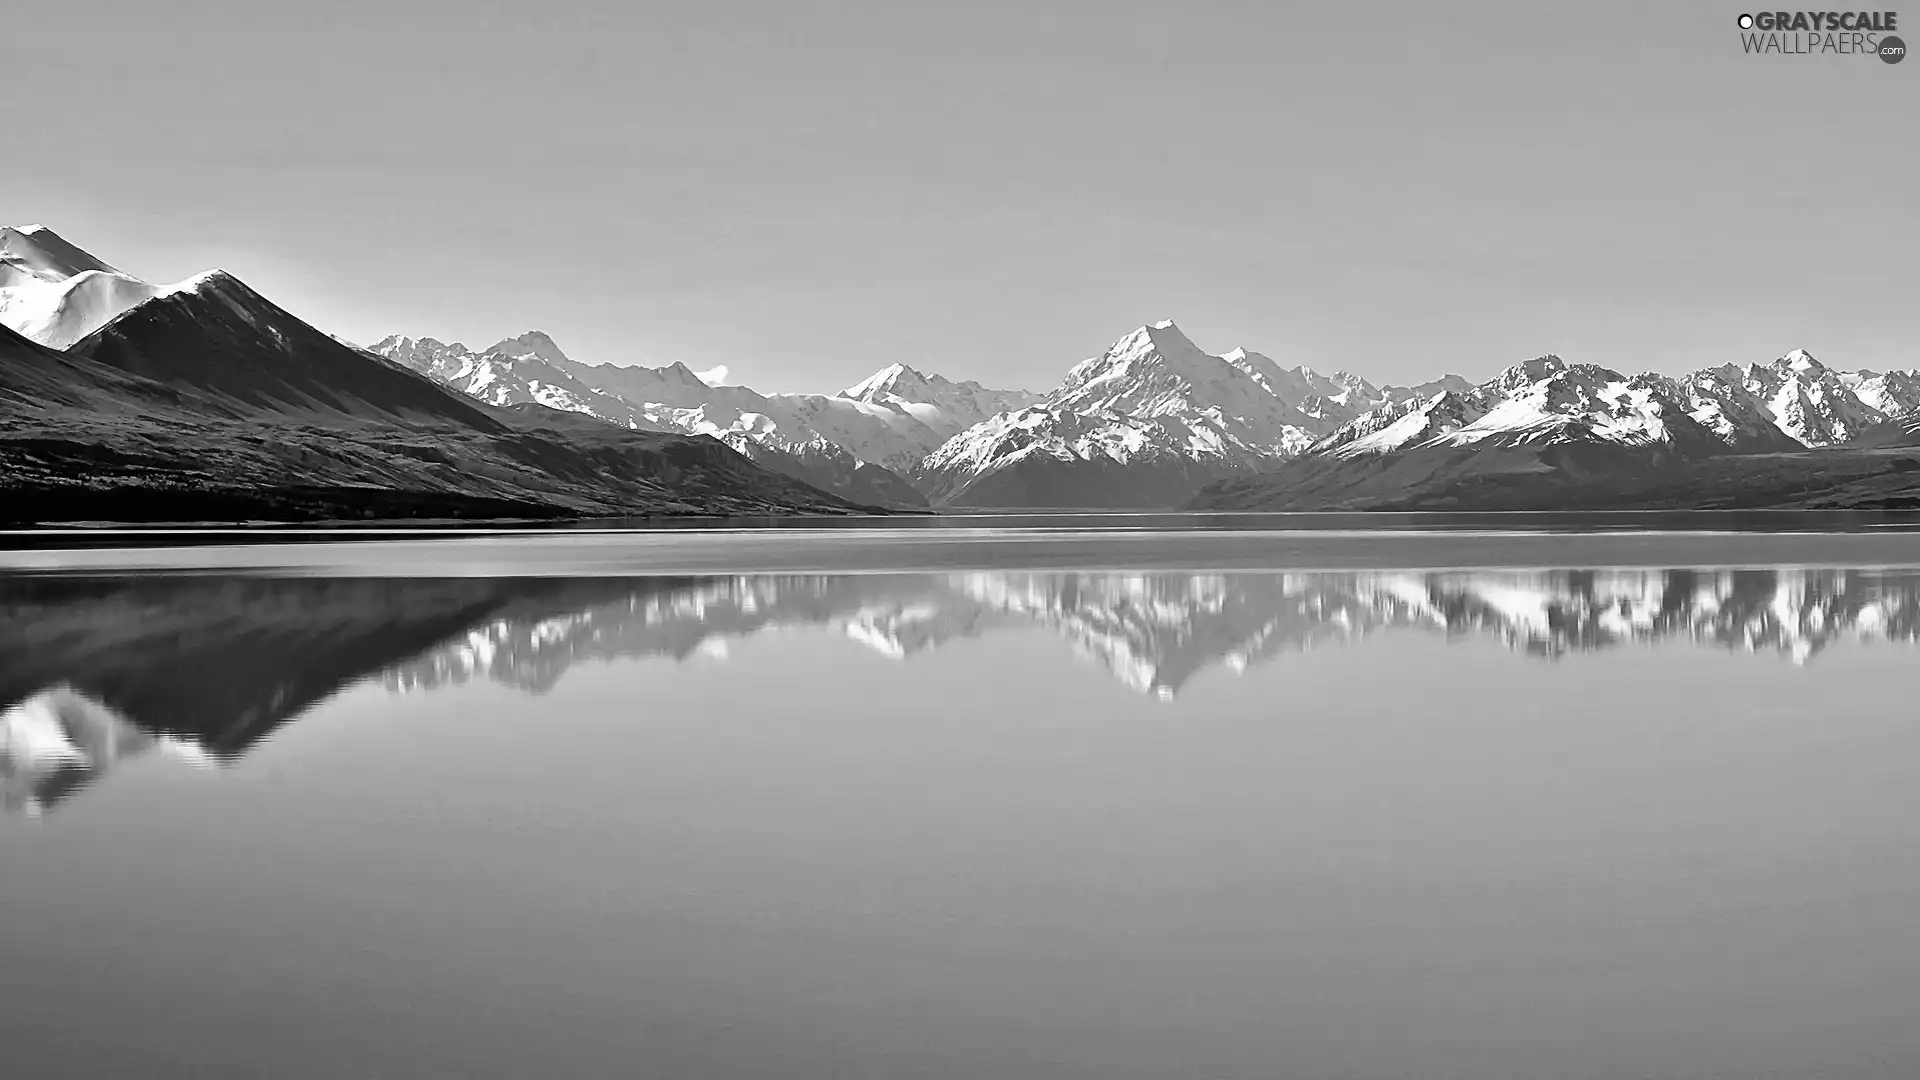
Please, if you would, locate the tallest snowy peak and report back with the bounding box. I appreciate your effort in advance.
[1107,320,1205,360]
[1056,321,1270,397]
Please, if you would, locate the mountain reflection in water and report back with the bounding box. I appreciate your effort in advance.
[4,567,1918,815]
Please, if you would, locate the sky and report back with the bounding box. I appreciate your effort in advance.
[3,0,1913,392]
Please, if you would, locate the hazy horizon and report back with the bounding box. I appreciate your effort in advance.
[5,0,1913,393]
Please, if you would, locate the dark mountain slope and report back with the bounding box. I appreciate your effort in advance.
[1849,411,1920,450]
[1188,440,1920,511]
[721,435,929,508]
[67,272,505,428]
[0,319,185,413]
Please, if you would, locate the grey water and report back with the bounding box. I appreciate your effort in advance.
[6,526,1920,1079]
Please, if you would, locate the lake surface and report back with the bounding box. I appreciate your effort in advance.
[6,524,1920,1079]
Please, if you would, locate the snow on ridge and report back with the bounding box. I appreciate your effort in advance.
[1309,342,1920,457]
[159,268,234,297]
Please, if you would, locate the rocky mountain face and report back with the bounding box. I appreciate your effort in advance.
[1691,349,1895,447]
[0,226,864,522]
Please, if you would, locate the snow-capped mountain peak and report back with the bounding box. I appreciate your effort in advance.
[917,321,1425,505]
[1487,353,1579,390]
[161,268,238,298]
[1056,322,1244,404]
[1779,348,1823,371]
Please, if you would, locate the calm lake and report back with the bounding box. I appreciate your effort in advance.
[5,520,1920,1079]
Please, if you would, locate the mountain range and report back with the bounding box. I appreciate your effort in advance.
[369,316,1920,512]
[8,221,1920,518]
[8,567,1916,814]
[0,225,867,522]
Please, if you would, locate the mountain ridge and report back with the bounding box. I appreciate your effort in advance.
[369,329,1032,504]
[1,227,869,522]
